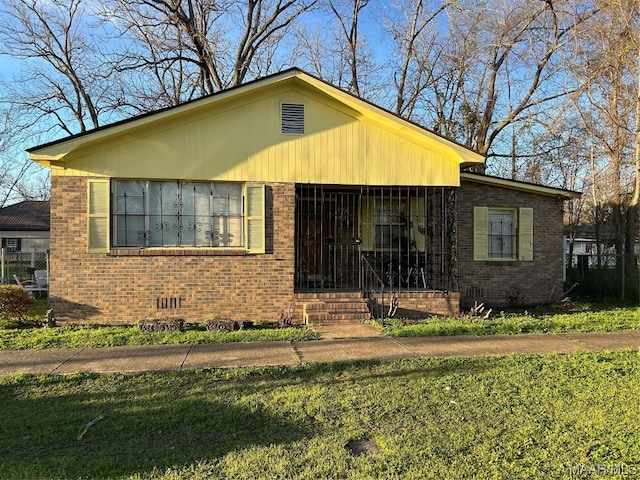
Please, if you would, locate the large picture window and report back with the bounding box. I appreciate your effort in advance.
[112,180,243,248]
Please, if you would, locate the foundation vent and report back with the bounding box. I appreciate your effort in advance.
[157,297,183,309]
[467,286,484,298]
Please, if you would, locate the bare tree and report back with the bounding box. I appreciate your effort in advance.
[0,103,44,206]
[477,1,573,156]
[0,0,127,134]
[15,170,51,201]
[104,0,317,104]
[523,112,591,260]
[326,0,369,96]
[98,0,216,108]
[400,0,595,173]
[382,0,451,118]
[289,0,380,98]
[568,0,639,274]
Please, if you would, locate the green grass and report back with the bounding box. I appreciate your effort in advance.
[0,322,318,350]
[0,350,638,479]
[0,298,318,349]
[376,305,640,337]
[1,299,638,349]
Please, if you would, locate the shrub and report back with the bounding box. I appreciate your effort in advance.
[0,285,34,324]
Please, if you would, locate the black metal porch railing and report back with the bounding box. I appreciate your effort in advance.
[361,253,386,319]
[294,184,458,295]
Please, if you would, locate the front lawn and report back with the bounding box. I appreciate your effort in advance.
[376,304,640,337]
[0,298,318,349]
[1,350,638,479]
[0,322,318,350]
[1,299,637,350]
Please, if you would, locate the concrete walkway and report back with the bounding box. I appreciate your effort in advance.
[0,329,637,375]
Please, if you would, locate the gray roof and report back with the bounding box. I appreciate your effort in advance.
[0,200,50,231]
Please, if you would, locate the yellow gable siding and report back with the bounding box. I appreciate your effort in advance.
[51,86,460,186]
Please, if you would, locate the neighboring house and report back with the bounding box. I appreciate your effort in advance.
[564,225,640,257]
[563,226,616,273]
[0,200,50,253]
[563,226,639,273]
[27,69,577,324]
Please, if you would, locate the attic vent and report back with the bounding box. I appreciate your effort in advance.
[281,103,305,134]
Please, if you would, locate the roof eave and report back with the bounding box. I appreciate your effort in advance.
[295,73,485,167]
[461,172,581,199]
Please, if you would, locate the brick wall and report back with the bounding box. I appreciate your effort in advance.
[50,176,296,324]
[50,176,563,322]
[457,180,566,309]
[367,291,460,318]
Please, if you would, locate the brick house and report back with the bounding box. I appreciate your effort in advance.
[27,69,577,324]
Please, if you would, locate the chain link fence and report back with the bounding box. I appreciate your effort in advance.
[0,248,49,286]
[564,252,639,302]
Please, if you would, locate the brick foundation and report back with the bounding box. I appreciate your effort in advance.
[368,291,460,319]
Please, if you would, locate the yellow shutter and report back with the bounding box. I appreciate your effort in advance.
[245,184,265,254]
[473,207,488,261]
[518,207,534,261]
[87,179,110,253]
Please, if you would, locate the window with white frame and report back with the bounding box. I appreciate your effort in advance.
[4,238,18,252]
[112,180,243,248]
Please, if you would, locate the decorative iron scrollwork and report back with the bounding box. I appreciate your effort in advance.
[154,221,170,232]
[446,188,459,292]
[138,318,184,332]
[187,222,203,232]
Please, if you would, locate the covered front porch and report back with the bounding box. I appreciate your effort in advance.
[294,184,459,320]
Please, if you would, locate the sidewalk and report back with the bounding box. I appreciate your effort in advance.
[0,329,637,375]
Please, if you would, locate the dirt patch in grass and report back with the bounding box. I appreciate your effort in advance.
[345,439,383,457]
